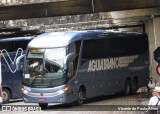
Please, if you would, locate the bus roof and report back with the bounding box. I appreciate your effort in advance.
[0,36,34,42]
[27,30,147,49]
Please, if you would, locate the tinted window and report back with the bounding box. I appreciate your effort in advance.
[0,42,13,51]
[0,40,30,52]
[82,35,148,59]
[14,40,31,50]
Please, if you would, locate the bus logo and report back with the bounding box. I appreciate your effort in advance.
[87,55,139,72]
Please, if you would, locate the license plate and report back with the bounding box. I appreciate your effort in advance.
[39,98,46,102]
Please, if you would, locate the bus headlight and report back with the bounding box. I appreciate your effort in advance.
[63,86,70,92]
[22,89,29,94]
[57,90,65,94]
[21,87,31,94]
[57,86,70,94]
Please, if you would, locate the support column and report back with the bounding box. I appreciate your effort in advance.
[146,17,160,87]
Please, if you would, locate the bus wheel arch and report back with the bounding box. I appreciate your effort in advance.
[131,76,138,94]
[2,87,12,104]
[124,78,131,96]
[76,85,86,105]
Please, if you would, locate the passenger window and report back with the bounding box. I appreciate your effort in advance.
[81,35,148,59]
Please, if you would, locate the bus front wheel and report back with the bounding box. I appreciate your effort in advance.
[124,79,131,96]
[39,103,48,109]
[76,88,84,105]
[2,88,11,104]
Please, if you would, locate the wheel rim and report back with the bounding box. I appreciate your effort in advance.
[126,84,130,93]
[78,91,84,104]
[125,81,130,95]
[131,80,138,94]
[2,91,8,102]
[132,82,137,90]
[132,81,137,90]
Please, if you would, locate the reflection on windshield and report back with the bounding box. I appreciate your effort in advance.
[23,47,66,88]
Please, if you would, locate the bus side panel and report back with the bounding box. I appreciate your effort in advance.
[2,71,23,99]
[2,52,23,99]
[76,52,149,99]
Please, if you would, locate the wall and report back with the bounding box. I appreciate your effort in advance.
[146,17,160,87]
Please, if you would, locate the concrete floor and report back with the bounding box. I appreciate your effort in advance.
[0,87,151,114]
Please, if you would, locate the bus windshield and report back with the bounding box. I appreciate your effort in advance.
[23,47,67,88]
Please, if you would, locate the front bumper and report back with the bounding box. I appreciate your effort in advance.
[22,86,77,104]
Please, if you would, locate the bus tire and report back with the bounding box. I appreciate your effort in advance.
[124,79,131,96]
[76,88,84,105]
[2,88,11,104]
[39,103,48,109]
[131,78,138,94]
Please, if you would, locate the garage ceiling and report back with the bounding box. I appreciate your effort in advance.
[0,0,160,20]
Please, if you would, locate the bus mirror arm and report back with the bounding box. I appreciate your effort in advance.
[64,53,75,70]
[16,54,25,70]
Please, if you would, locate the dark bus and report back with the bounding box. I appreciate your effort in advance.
[22,30,149,108]
[0,37,33,103]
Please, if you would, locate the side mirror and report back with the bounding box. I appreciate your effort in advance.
[16,54,25,70]
[64,53,75,70]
